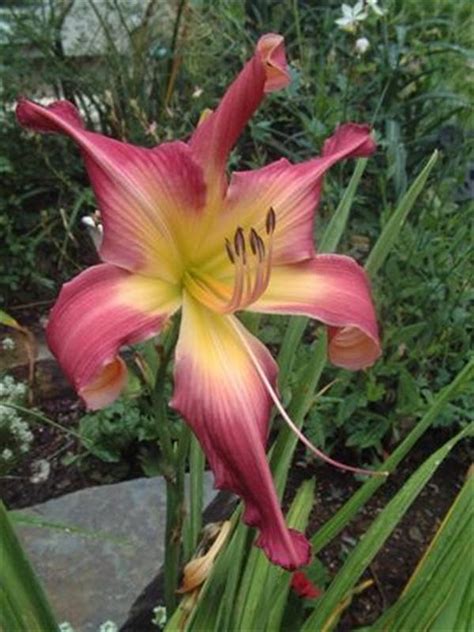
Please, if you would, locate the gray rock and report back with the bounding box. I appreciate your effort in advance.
[16,474,215,632]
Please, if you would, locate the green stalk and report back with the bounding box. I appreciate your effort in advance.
[365,150,438,276]
[183,434,205,562]
[164,423,191,615]
[150,318,187,615]
[0,501,58,632]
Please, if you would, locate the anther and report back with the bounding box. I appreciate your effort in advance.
[265,207,276,235]
[249,228,259,256]
[234,227,246,263]
[225,238,235,264]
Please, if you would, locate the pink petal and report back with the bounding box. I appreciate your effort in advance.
[189,33,290,203]
[47,264,180,409]
[249,255,381,370]
[218,123,376,266]
[16,99,206,281]
[171,295,311,570]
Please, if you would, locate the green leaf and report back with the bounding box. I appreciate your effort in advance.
[236,479,316,631]
[302,424,472,631]
[367,468,473,631]
[365,151,438,277]
[319,158,368,254]
[0,501,58,632]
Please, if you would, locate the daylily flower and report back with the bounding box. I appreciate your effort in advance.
[17,33,380,570]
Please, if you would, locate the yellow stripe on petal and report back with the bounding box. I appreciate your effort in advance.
[47,264,181,410]
[171,294,311,570]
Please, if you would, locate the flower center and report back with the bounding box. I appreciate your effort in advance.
[182,208,276,314]
[221,207,276,313]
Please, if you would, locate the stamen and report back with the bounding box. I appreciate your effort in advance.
[255,234,266,262]
[230,319,389,478]
[249,228,259,256]
[225,257,245,312]
[266,207,276,235]
[234,227,246,264]
[225,238,235,264]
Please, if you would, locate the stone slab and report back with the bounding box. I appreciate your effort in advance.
[15,474,215,631]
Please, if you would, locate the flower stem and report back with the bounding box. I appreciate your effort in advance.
[164,423,190,615]
[183,433,205,561]
[149,317,188,615]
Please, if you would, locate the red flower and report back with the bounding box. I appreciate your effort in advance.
[17,34,380,571]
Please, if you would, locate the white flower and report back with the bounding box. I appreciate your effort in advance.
[99,622,118,632]
[30,459,50,483]
[152,606,167,627]
[355,37,370,55]
[335,2,368,32]
[1,448,13,461]
[58,623,75,632]
[366,0,385,16]
[2,337,16,351]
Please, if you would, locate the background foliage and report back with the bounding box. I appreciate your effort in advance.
[1,0,472,461]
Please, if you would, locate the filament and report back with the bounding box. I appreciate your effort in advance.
[230,319,389,478]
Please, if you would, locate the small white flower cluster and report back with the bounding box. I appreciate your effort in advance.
[0,375,27,400]
[1,336,16,351]
[0,375,33,469]
[98,621,118,632]
[59,620,118,632]
[30,458,51,484]
[335,0,385,55]
[152,605,167,627]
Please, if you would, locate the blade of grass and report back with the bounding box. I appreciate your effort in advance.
[301,424,472,631]
[0,501,58,632]
[365,150,438,276]
[236,480,315,629]
[272,332,327,497]
[319,158,368,253]
[252,480,316,632]
[369,469,473,631]
[183,435,205,562]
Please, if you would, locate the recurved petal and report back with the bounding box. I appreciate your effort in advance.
[16,99,206,282]
[249,255,381,370]
[47,264,180,409]
[171,295,311,570]
[189,33,290,205]
[216,124,376,267]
